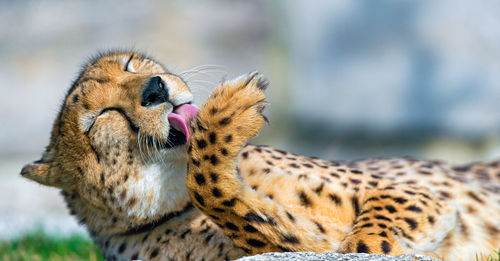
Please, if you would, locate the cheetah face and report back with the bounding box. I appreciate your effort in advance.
[21,51,198,232]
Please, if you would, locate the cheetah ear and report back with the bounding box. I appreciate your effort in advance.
[20,160,55,187]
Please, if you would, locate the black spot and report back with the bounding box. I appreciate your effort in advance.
[374,215,392,222]
[100,173,105,183]
[406,205,422,213]
[219,117,231,125]
[225,222,239,231]
[404,190,416,195]
[72,94,79,103]
[242,152,249,159]
[381,240,391,254]
[392,197,408,204]
[244,212,271,224]
[329,193,342,206]
[213,208,225,213]
[356,240,370,253]
[222,198,236,207]
[118,242,126,253]
[243,225,258,233]
[467,191,485,204]
[210,155,219,165]
[350,178,361,184]
[221,148,228,156]
[225,135,233,143]
[282,234,299,244]
[197,139,207,149]
[303,163,313,168]
[385,205,397,213]
[351,169,363,174]
[427,216,435,225]
[240,247,252,254]
[195,173,206,185]
[314,221,326,233]
[194,192,205,207]
[289,163,300,168]
[192,158,200,166]
[314,183,324,195]
[351,196,360,216]
[197,121,207,132]
[212,188,222,198]
[379,231,388,237]
[180,229,191,239]
[210,107,218,115]
[365,196,378,202]
[298,191,312,207]
[378,223,387,229]
[131,253,139,260]
[330,172,340,178]
[247,239,266,248]
[150,248,159,258]
[374,206,383,211]
[205,233,215,243]
[368,181,378,187]
[404,217,418,230]
[361,223,373,228]
[209,132,217,144]
[210,173,218,183]
[418,192,431,199]
[277,245,292,252]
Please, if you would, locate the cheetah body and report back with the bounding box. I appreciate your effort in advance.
[21,52,500,261]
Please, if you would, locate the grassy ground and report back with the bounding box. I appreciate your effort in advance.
[0,229,103,261]
[478,250,500,261]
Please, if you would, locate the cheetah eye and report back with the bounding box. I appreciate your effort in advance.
[124,55,135,73]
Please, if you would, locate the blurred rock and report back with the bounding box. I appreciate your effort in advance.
[236,252,440,261]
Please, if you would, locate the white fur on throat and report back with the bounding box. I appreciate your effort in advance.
[126,146,191,219]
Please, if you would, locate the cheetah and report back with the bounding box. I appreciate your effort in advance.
[21,51,500,260]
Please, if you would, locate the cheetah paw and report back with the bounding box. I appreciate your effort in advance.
[194,72,269,149]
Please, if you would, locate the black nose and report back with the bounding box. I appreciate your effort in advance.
[141,76,169,107]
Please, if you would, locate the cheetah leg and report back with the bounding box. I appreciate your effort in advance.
[185,72,339,255]
[339,183,456,257]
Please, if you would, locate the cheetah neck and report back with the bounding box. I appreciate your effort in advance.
[93,207,244,260]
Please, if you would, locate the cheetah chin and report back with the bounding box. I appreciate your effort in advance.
[21,51,500,261]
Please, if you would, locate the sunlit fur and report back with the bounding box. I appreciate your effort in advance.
[21,51,500,261]
[21,51,247,260]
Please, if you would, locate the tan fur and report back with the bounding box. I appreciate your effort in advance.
[22,52,500,261]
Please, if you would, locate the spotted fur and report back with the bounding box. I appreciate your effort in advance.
[21,52,500,261]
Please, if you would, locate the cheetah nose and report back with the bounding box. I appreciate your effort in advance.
[141,76,169,107]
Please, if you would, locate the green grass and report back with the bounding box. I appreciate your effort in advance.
[476,249,500,261]
[0,228,103,261]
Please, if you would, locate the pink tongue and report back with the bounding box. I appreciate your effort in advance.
[168,104,199,143]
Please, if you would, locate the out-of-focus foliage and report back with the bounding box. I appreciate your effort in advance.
[0,228,103,261]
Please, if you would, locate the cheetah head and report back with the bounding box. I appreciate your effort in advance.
[21,51,198,235]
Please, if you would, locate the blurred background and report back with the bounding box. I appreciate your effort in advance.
[1,0,500,254]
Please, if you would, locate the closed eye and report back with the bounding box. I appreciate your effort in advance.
[124,54,135,73]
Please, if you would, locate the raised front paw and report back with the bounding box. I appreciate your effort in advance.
[192,72,269,153]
